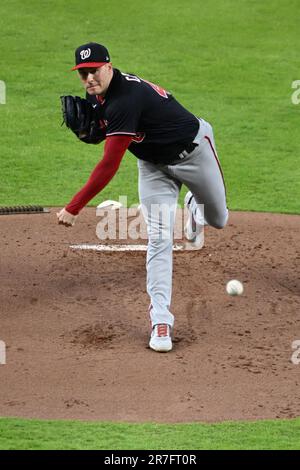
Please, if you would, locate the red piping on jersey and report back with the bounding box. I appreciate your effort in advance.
[65,135,132,215]
[96,95,105,104]
[204,135,226,195]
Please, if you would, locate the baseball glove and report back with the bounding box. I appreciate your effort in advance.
[60,95,105,144]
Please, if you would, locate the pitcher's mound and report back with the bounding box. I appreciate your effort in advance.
[0,208,299,423]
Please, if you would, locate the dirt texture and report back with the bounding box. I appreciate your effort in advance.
[0,208,299,423]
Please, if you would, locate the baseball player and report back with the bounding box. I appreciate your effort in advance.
[58,42,228,353]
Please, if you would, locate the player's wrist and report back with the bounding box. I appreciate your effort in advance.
[65,205,79,216]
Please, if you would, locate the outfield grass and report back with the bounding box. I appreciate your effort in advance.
[0,0,299,213]
[0,0,299,451]
[0,417,300,450]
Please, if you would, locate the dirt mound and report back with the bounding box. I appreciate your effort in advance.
[0,208,299,423]
[68,321,132,349]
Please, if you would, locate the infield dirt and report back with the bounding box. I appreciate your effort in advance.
[0,208,299,422]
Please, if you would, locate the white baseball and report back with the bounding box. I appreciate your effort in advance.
[226,279,244,296]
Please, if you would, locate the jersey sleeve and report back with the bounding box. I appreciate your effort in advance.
[65,135,132,215]
[105,93,141,137]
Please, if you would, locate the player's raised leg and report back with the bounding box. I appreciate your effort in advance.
[173,119,228,232]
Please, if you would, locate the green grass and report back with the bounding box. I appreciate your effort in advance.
[0,0,299,451]
[0,417,300,450]
[0,0,299,213]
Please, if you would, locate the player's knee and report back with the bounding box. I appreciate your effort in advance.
[212,219,227,229]
[206,208,228,229]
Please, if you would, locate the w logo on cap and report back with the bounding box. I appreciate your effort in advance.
[72,43,110,71]
[80,48,91,60]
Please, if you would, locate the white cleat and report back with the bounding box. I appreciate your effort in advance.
[184,191,206,247]
[149,324,172,352]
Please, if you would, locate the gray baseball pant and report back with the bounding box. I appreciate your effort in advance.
[138,118,228,328]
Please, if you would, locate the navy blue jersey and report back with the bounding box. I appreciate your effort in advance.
[87,69,199,164]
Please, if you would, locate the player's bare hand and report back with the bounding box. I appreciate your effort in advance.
[56,208,77,227]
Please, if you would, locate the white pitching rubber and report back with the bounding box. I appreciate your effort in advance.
[70,244,185,252]
[96,200,123,210]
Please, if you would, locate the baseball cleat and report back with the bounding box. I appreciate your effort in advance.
[184,191,206,246]
[149,324,172,352]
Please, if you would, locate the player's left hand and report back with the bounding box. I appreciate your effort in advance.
[56,208,77,227]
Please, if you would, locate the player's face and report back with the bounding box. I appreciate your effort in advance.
[78,64,113,96]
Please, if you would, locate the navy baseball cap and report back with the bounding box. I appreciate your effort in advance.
[72,42,110,70]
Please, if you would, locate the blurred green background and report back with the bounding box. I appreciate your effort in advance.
[0,0,299,213]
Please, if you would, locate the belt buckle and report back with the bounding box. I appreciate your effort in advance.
[179,149,188,160]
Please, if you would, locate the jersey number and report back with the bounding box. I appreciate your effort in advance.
[122,73,168,98]
[142,79,168,98]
